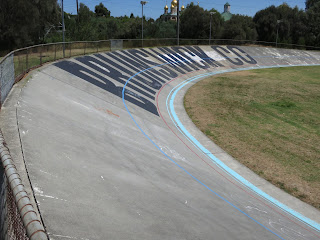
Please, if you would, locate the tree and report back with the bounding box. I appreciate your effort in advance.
[254,6,278,42]
[37,0,60,42]
[0,0,59,50]
[145,20,176,38]
[95,3,110,18]
[222,15,257,41]
[76,4,96,40]
[180,3,222,39]
[305,0,320,9]
[79,3,94,23]
[253,4,308,45]
[306,1,320,46]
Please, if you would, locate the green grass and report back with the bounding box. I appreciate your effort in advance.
[184,66,320,209]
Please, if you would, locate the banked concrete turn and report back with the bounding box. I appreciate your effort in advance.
[3,46,320,239]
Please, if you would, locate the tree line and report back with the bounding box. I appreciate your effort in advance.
[0,0,320,53]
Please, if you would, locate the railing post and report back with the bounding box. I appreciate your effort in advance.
[69,43,71,57]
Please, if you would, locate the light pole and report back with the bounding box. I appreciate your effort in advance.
[276,19,282,48]
[177,0,180,46]
[76,0,79,27]
[141,1,148,47]
[209,12,216,45]
[76,0,79,15]
[61,0,65,57]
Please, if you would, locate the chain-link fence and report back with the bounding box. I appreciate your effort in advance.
[0,131,47,240]
[0,166,28,240]
[0,38,320,239]
[0,54,15,107]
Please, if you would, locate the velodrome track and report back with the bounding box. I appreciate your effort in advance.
[2,46,320,239]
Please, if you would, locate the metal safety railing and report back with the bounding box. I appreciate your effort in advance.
[0,130,47,240]
[0,37,319,239]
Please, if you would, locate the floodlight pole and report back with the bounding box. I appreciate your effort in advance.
[276,19,282,48]
[177,0,180,46]
[209,12,215,45]
[62,0,65,57]
[141,1,148,47]
[76,0,79,15]
[76,0,79,26]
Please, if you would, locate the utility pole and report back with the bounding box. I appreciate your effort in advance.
[76,0,79,32]
[209,12,215,45]
[276,19,282,48]
[76,0,79,15]
[141,1,148,47]
[76,0,79,24]
[177,0,180,46]
[62,0,65,57]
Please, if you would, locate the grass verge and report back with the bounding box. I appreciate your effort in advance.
[184,66,320,209]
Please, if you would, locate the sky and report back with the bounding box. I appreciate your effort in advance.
[61,0,306,19]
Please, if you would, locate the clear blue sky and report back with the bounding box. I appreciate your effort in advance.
[61,0,306,19]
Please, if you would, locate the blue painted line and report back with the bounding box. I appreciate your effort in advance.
[166,64,320,232]
[120,63,304,240]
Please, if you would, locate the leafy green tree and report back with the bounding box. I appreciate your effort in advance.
[117,16,141,39]
[0,0,59,50]
[145,20,176,38]
[305,0,320,9]
[95,3,110,18]
[79,3,94,23]
[221,15,257,41]
[253,6,278,42]
[306,1,320,46]
[207,8,223,39]
[63,13,77,41]
[3,0,319,51]
[75,3,96,40]
[290,6,308,45]
[253,4,308,45]
[37,0,60,42]
[180,3,222,39]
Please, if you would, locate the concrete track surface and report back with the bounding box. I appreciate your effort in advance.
[2,46,320,240]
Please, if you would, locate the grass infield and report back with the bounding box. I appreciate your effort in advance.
[184,66,320,209]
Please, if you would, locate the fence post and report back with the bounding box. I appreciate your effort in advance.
[96,42,99,53]
[84,42,86,55]
[0,63,2,109]
[40,45,43,65]
[69,43,71,58]
[18,54,22,77]
[26,49,29,71]
[54,44,57,61]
